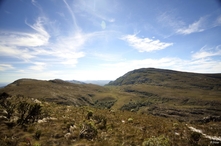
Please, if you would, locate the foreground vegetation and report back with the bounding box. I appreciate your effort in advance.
[0,93,220,146]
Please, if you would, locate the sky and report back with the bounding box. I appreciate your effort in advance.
[0,0,221,83]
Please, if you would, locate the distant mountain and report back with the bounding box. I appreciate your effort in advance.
[67,80,86,84]
[83,80,112,86]
[66,80,111,86]
[107,68,221,90]
[0,83,8,88]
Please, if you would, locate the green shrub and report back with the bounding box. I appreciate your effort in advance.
[142,135,171,146]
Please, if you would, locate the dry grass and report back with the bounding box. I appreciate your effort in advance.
[0,95,219,146]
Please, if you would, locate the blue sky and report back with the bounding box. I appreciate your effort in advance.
[0,0,221,83]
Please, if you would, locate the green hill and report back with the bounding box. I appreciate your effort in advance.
[107,68,221,90]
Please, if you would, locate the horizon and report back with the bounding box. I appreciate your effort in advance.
[1,0,221,83]
[1,67,221,85]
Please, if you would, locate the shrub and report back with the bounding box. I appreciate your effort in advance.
[189,132,201,145]
[92,115,107,130]
[86,110,93,120]
[17,101,42,126]
[142,135,171,146]
[79,123,98,140]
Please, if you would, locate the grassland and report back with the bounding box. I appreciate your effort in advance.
[1,94,220,146]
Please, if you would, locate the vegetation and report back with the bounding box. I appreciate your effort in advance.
[0,93,220,145]
[0,68,220,145]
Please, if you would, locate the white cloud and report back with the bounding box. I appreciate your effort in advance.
[0,45,34,61]
[0,15,90,67]
[0,18,49,47]
[29,62,46,71]
[0,64,14,71]
[192,45,221,59]
[177,17,206,35]
[121,35,173,52]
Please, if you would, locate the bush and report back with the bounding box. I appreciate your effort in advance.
[92,115,107,130]
[79,123,98,140]
[17,101,42,126]
[86,110,93,120]
[189,132,201,145]
[142,135,171,146]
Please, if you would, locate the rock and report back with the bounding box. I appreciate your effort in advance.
[64,133,71,140]
[69,125,77,133]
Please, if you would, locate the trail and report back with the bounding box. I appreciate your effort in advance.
[188,125,221,141]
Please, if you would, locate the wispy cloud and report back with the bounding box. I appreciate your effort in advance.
[75,0,116,23]
[176,17,206,35]
[0,64,14,71]
[121,35,173,52]
[0,16,85,67]
[29,62,46,71]
[192,45,221,59]
[158,12,185,30]
[63,0,80,31]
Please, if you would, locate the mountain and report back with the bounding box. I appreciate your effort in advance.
[106,68,221,121]
[107,68,221,90]
[67,80,86,84]
[0,78,115,108]
[0,83,8,88]
[83,80,112,86]
[67,80,111,86]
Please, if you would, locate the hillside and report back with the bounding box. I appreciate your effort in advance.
[106,68,221,121]
[0,79,117,109]
[107,68,221,90]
